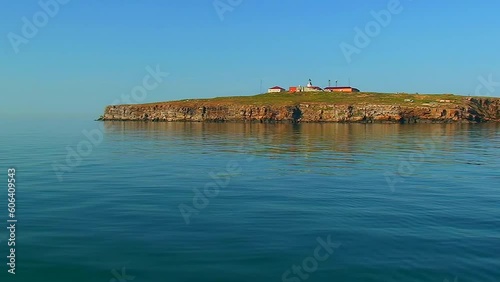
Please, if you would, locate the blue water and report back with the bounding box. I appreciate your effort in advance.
[0,119,499,282]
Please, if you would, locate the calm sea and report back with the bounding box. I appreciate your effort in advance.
[0,119,499,282]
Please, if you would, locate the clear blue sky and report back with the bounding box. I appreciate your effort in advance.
[1,0,499,118]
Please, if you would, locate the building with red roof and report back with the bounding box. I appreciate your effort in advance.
[324,86,360,93]
[267,86,286,93]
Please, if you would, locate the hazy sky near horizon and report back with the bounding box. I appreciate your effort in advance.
[1,0,500,117]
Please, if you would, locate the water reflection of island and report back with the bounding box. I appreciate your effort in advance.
[102,121,498,157]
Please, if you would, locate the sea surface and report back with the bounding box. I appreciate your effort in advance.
[0,119,499,282]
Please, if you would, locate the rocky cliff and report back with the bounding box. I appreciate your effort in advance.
[101,97,500,124]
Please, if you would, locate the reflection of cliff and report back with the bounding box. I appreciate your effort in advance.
[101,97,500,124]
[102,122,498,158]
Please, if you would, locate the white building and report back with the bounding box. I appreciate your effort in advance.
[303,79,323,92]
[268,86,286,93]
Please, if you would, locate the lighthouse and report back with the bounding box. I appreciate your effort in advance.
[307,79,312,88]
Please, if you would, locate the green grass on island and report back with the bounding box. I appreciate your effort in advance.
[139,92,483,107]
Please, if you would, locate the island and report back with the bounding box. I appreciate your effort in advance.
[99,92,500,124]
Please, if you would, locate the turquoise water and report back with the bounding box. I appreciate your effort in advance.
[1,119,499,282]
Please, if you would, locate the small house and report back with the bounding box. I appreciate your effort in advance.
[268,86,286,93]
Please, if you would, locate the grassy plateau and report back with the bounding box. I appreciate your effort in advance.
[139,92,477,107]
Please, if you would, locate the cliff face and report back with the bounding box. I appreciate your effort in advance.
[102,97,500,123]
